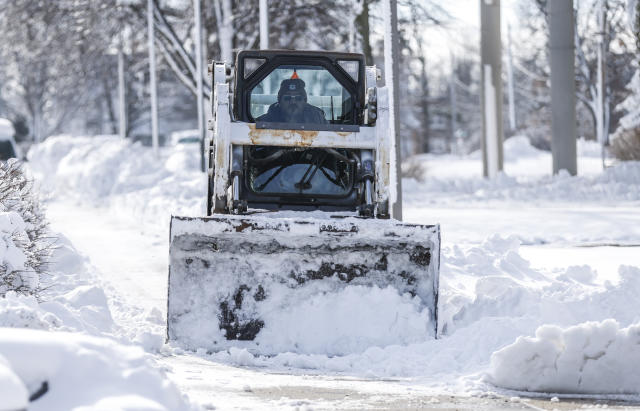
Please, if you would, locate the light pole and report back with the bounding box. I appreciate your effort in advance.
[480,0,504,178]
[260,0,269,49]
[382,0,402,220]
[549,0,577,175]
[194,0,205,171]
[147,0,159,155]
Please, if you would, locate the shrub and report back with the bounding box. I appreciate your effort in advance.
[401,157,427,182]
[610,127,640,161]
[0,160,51,296]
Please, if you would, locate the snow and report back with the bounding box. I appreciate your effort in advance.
[487,319,640,394]
[0,148,195,409]
[9,133,640,407]
[629,0,638,32]
[0,211,38,293]
[27,134,204,227]
[0,328,190,411]
[0,353,28,411]
[0,234,195,410]
[0,212,29,273]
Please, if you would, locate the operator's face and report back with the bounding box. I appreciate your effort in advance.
[280,90,305,119]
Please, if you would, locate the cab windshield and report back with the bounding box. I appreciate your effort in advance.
[249,65,355,125]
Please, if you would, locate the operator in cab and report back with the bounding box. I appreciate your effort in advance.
[256,72,328,124]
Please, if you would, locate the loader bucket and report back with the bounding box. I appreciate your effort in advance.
[167,214,440,354]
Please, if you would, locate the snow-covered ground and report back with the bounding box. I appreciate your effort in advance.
[1,134,639,409]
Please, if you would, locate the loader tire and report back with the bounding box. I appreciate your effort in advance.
[207,168,214,216]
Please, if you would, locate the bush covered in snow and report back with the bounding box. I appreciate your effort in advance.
[610,127,640,161]
[401,157,427,182]
[611,68,640,160]
[0,160,50,296]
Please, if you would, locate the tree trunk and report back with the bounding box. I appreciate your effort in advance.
[103,77,118,134]
[636,1,640,51]
[356,0,373,65]
[419,56,430,153]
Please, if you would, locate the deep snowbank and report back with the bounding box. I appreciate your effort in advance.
[487,319,640,394]
[0,353,28,411]
[190,242,640,384]
[0,328,190,411]
[0,236,194,410]
[1,191,193,408]
[404,136,640,205]
[28,135,205,226]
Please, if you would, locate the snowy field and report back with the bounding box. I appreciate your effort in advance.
[1,134,639,410]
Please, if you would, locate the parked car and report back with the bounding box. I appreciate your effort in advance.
[130,133,168,147]
[169,129,201,146]
[0,118,21,162]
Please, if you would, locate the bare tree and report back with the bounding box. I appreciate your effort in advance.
[515,0,635,147]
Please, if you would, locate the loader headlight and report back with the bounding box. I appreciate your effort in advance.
[365,87,377,126]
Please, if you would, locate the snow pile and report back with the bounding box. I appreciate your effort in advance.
[503,135,543,158]
[487,320,640,394]
[439,240,640,338]
[406,160,640,204]
[0,328,193,410]
[0,292,62,330]
[257,285,432,356]
[0,353,28,411]
[173,283,434,357]
[0,232,117,335]
[405,136,640,205]
[27,135,205,227]
[183,240,640,384]
[0,234,193,409]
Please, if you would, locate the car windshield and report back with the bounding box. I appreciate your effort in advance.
[249,65,354,125]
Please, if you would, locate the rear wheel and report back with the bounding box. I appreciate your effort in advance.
[207,168,214,216]
[207,147,215,216]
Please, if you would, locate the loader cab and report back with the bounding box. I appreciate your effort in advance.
[229,51,369,213]
[234,50,366,127]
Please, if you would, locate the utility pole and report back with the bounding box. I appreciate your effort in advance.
[147,0,159,155]
[117,21,127,139]
[549,0,577,175]
[480,0,504,178]
[450,53,457,154]
[383,0,402,220]
[194,0,205,172]
[506,23,516,132]
[260,0,269,49]
[596,0,608,169]
[214,0,233,63]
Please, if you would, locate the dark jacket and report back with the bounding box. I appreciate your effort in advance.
[256,103,328,124]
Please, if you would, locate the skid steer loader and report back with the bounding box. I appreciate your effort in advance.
[167,50,440,353]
